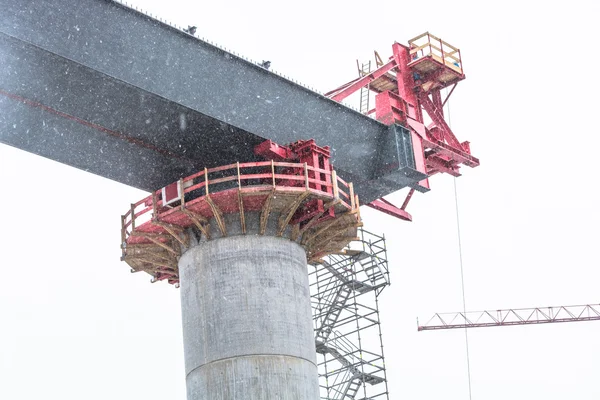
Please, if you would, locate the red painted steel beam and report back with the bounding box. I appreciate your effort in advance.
[323,77,362,97]
[418,91,464,151]
[329,59,398,102]
[426,156,461,177]
[421,137,480,168]
[254,140,294,161]
[418,304,600,331]
[441,83,457,108]
[325,34,479,223]
[401,188,415,210]
[366,198,412,221]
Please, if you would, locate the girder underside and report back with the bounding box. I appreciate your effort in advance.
[0,0,421,202]
[0,32,262,189]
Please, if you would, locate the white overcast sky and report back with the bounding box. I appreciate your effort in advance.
[1,1,599,399]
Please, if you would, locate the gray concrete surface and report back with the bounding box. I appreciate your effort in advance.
[179,234,319,400]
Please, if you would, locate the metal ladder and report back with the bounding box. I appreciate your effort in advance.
[358,61,371,114]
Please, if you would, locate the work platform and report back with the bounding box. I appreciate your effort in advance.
[408,32,465,91]
[121,161,361,284]
[354,31,465,97]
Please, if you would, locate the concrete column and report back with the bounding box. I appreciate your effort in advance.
[179,234,319,400]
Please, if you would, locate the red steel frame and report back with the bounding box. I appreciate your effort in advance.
[326,32,480,221]
[255,139,336,223]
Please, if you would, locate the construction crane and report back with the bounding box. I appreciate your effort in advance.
[418,304,600,331]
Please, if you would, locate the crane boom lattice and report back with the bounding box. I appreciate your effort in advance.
[418,304,600,331]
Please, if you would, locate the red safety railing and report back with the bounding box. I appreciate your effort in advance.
[408,32,463,75]
[121,161,356,247]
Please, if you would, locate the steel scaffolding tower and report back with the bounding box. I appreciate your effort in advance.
[309,229,390,400]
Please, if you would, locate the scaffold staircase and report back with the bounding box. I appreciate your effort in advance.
[317,331,385,399]
[314,249,388,343]
[309,229,390,400]
[347,247,389,292]
[315,280,353,343]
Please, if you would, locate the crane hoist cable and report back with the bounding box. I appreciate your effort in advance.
[447,94,473,400]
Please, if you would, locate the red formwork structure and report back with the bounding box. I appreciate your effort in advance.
[254,139,336,223]
[121,160,362,285]
[326,32,480,221]
[120,32,479,286]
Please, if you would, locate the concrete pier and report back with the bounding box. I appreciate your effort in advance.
[120,160,361,398]
[179,234,319,400]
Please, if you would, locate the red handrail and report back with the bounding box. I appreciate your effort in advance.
[121,161,354,245]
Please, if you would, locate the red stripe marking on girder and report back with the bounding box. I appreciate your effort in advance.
[0,88,194,163]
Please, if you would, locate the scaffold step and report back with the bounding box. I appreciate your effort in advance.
[315,284,353,341]
[353,250,371,261]
[361,263,385,277]
[341,249,362,256]
[349,279,374,294]
[359,258,376,266]
[361,373,385,385]
[317,344,352,367]
[343,378,363,399]
[361,265,382,275]
[315,340,328,354]
[317,342,386,390]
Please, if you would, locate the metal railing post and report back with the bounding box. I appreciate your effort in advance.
[204,167,209,195]
[130,204,136,229]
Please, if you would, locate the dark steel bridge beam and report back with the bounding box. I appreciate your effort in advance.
[0,0,424,202]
